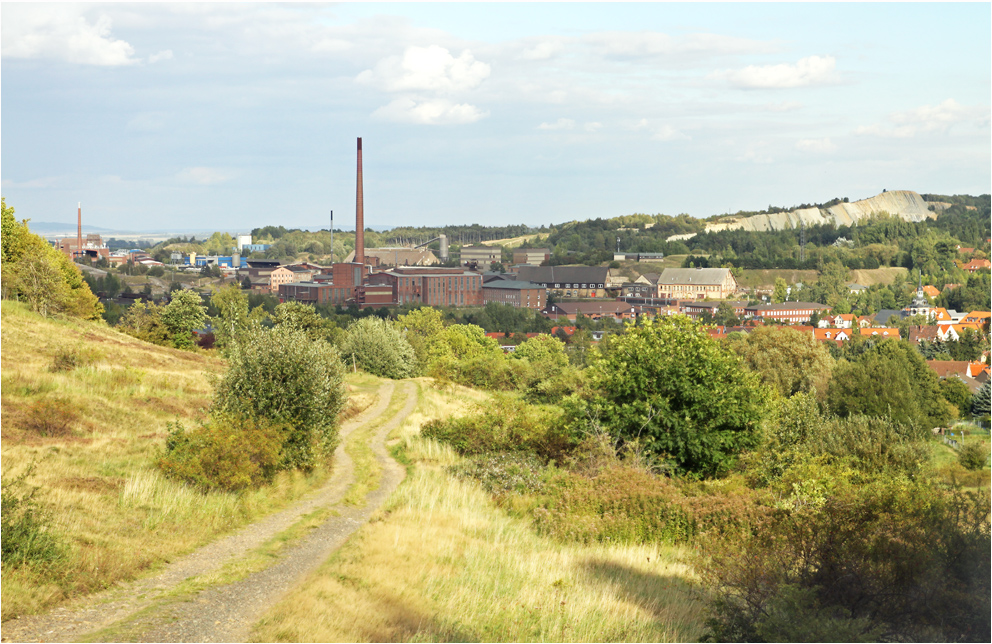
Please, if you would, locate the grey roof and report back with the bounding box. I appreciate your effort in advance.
[873,309,908,323]
[516,265,609,284]
[483,280,545,290]
[658,268,733,285]
[747,302,831,311]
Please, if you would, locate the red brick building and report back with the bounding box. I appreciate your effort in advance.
[483,280,546,310]
[366,267,484,307]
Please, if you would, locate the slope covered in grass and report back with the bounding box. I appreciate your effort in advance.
[0,301,343,620]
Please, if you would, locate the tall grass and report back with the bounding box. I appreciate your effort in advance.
[251,383,705,643]
[0,301,367,620]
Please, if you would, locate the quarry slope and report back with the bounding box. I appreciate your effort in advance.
[705,190,937,233]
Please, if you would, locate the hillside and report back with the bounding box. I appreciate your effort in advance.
[0,302,348,620]
[705,190,937,233]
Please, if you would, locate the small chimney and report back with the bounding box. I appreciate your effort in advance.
[77,202,82,259]
[355,137,364,266]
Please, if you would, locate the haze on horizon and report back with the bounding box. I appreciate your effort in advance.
[1,2,989,233]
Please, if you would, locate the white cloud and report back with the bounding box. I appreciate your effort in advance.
[856,98,987,138]
[652,125,690,142]
[1,5,137,66]
[538,118,576,131]
[765,101,804,112]
[796,138,837,153]
[148,49,173,63]
[584,122,602,132]
[176,167,234,185]
[519,40,563,61]
[714,55,836,89]
[357,45,490,94]
[126,112,168,133]
[371,98,488,125]
[585,31,775,59]
[0,176,61,189]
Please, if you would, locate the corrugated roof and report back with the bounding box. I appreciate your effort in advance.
[517,265,610,284]
[657,268,732,285]
[482,280,545,290]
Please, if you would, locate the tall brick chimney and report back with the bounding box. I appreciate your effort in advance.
[77,202,82,259]
[355,137,364,266]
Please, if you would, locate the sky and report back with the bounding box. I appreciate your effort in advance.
[1,2,990,233]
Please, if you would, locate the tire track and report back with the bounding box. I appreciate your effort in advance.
[1,380,404,644]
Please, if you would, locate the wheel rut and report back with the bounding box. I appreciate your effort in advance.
[1,380,417,644]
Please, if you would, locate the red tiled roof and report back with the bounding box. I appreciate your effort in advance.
[859,327,900,339]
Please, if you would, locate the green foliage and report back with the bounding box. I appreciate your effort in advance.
[158,414,288,491]
[729,326,833,399]
[584,316,769,477]
[450,452,549,497]
[210,284,267,350]
[421,394,573,462]
[1,463,66,568]
[699,478,991,643]
[117,300,172,346]
[771,277,788,303]
[974,381,991,418]
[272,301,337,343]
[940,376,974,418]
[160,289,207,350]
[213,325,346,470]
[828,339,950,431]
[959,441,990,471]
[1,198,103,320]
[396,306,450,375]
[340,316,416,379]
[509,334,581,402]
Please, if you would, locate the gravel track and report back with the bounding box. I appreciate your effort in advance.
[1,380,414,644]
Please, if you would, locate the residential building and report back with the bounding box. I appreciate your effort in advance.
[814,328,851,342]
[860,327,900,340]
[682,301,750,320]
[961,258,991,272]
[656,267,738,300]
[483,280,547,310]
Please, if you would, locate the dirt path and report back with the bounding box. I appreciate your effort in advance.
[1,380,416,643]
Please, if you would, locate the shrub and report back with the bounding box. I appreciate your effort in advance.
[420,394,574,462]
[340,316,416,379]
[450,452,548,497]
[213,325,345,470]
[533,465,694,545]
[699,477,991,643]
[1,463,66,568]
[49,345,100,372]
[158,413,288,491]
[23,399,78,437]
[959,441,990,471]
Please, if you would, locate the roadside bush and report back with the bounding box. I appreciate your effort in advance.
[699,478,991,643]
[23,399,78,437]
[158,413,288,491]
[450,452,548,497]
[959,441,990,470]
[340,316,416,379]
[214,325,346,470]
[533,465,694,545]
[49,345,101,372]
[420,394,574,462]
[1,463,66,568]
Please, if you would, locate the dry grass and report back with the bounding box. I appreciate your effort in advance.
[478,234,547,249]
[0,301,368,620]
[849,266,909,286]
[736,269,820,289]
[251,381,705,643]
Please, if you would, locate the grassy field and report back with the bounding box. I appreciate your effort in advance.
[251,381,705,643]
[735,269,820,289]
[849,266,909,286]
[0,301,370,621]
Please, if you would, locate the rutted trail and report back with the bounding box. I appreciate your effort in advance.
[1,380,417,643]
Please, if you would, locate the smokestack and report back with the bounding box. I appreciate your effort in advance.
[355,137,364,266]
[77,202,82,259]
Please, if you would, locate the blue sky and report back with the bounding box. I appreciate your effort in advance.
[2,2,989,233]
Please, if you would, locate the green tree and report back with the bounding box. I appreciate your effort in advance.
[772,278,788,304]
[161,289,207,350]
[939,377,974,419]
[584,316,769,476]
[973,381,991,419]
[213,325,345,470]
[396,306,451,374]
[340,316,416,379]
[730,326,834,399]
[272,301,337,343]
[211,284,267,351]
[117,301,172,345]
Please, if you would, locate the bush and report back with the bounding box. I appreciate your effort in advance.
[450,452,548,497]
[213,325,345,470]
[959,441,990,470]
[1,463,66,568]
[158,414,288,491]
[23,399,78,437]
[340,316,416,379]
[533,465,694,545]
[699,477,991,642]
[420,394,574,462]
